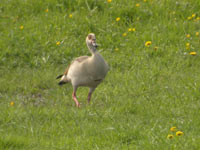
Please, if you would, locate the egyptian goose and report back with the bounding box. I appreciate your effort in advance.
[56,33,109,107]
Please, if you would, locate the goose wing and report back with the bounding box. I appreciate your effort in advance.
[56,56,89,79]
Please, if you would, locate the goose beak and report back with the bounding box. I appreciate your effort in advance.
[92,42,98,48]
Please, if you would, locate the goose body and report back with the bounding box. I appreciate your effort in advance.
[57,33,109,107]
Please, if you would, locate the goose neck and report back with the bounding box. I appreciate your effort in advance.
[88,45,97,55]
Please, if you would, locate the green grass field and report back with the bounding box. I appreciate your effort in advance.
[1,0,200,149]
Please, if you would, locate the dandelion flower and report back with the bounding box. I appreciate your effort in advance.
[116,17,120,22]
[190,52,197,56]
[10,101,14,106]
[167,134,173,139]
[132,28,136,31]
[144,0,147,2]
[45,9,49,13]
[186,43,190,47]
[56,41,61,45]
[170,127,177,132]
[20,25,24,30]
[145,41,152,47]
[107,0,112,3]
[192,13,196,18]
[136,3,140,7]
[186,43,190,50]
[128,28,136,32]
[196,17,200,20]
[122,33,127,37]
[187,16,192,20]
[69,14,73,18]
[186,34,190,38]
[196,32,199,36]
[176,131,184,136]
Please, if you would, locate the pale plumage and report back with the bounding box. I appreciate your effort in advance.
[56,33,109,107]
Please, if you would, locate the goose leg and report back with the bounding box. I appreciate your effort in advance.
[72,87,80,107]
[88,88,95,103]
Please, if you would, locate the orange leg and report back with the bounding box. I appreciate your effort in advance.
[72,88,80,107]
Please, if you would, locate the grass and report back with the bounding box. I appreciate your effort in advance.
[1,0,200,149]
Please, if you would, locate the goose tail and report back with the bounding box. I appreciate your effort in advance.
[56,74,63,79]
[58,80,67,86]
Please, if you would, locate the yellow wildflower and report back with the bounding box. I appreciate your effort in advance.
[122,33,127,37]
[186,34,190,38]
[186,43,190,47]
[167,134,173,139]
[132,28,136,31]
[128,28,136,32]
[187,16,192,20]
[56,41,61,45]
[190,52,197,56]
[145,41,152,47]
[128,28,132,32]
[107,0,112,3]
[69,14,73,18]
[45,9,49,13]
[10,101,14,106]
[186,43,190,50]
[170,127,176,132]
[176,131,184,136]
[115,48,119,51]
[144,0,147,2]
[192,13,196,18]
[196,17,200,20]
[20,25,24,30]
[136,3,140,7]
[116,17,120,22]
[196,32,199,36]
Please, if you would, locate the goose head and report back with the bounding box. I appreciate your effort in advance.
[86,33,98,54]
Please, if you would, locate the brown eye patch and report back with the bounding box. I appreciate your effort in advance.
[88,35,92,40]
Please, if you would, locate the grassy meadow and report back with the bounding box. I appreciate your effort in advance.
[1,0,200,149]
